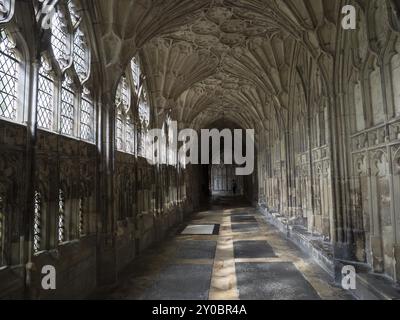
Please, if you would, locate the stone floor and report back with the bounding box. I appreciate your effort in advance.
[97,203,353,300]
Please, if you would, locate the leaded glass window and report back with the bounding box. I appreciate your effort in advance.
[139,88,151,159]
[73,28,88,81]
[138,131,144,157]
[60,76,75,136]
[116,75,130,108]
[51,9,69,68]
[0,29,18,121]
[115,56,153,156]
[80,90,94,142]
[115,75,131,153]
[167,116,176,166]
[116,113,124,151]
[139,131,152,159]
[33,191,42,254]
[126,120,135,154]
[37,57,54,130]
[139,88,150,126]
[41,2,95,142]
[142,131,152,160]
[131,57,140,90]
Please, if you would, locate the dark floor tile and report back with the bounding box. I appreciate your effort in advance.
[176,240,217,260]
[231,223,260,233]
[141,264,213,300]
[234,240,277,259]
[231,216,257,223]
[236,262,320,300]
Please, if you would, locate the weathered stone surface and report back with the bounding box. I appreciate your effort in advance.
[0,0,400,299]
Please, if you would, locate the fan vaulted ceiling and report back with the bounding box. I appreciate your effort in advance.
[92,0,340,131]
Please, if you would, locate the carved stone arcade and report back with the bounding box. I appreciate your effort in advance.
[0,0,399,299]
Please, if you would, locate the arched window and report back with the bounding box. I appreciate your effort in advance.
[38,1,94,142]
[73,28,89,81]
[71,1,93,141]
[51,9,70,69]
[131,57,140,90]
[31,1,95,256]
[115,75,134,153]
[115,55,151,156]
[137,59,150,158]
[0,29,18,121]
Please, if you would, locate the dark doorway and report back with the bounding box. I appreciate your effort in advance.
[210,164,243,196]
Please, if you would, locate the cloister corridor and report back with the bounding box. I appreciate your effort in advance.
[1,0,400,301]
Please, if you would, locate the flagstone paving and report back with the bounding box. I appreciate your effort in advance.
[98,204,353,300]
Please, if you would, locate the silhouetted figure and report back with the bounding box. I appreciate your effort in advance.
[232,180,237,195]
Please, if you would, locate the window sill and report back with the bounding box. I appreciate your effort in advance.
[0,117,26,127]
[36,128,96,145]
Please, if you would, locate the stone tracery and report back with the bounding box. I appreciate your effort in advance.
[0,0,399,299]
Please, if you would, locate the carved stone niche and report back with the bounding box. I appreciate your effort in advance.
[370,150,388,177]
[0,0,14,23]
[354,154,368,177]
[368,128,386,147]
[353,134,368,151]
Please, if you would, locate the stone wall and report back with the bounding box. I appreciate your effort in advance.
[0,119,193,299]
[1,0,400,298]
[257,0,400,284]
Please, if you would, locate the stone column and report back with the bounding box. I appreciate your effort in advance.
[96,91,117,286]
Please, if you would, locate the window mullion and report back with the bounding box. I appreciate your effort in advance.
[75,88,81,138]
[51,77,58,132]
[123,117,128,153]
[56,79,62,134]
